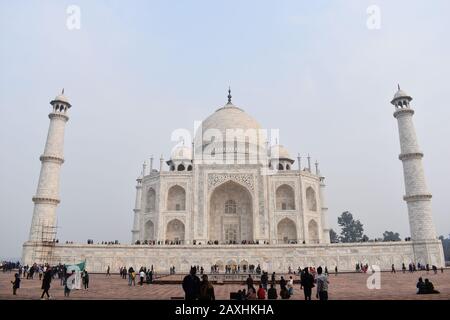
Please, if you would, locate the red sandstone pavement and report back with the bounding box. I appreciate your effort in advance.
[1,271,449,300]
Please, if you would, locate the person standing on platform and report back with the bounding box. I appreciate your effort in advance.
[82,270,89,290]
[40,269,52,300]
[139,269,145,286]
[301,267,314,300]
[182,267,201,300]
[11,273,20,295]
[246,274,254,290]
[315,266,329,301]
[199,274,215,300]
[261,272,268,291]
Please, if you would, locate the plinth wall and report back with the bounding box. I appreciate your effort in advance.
[22,240,445,273]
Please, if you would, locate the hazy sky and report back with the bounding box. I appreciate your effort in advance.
[1,0,449,259]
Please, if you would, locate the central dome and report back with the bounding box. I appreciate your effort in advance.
[201,103,262,136]
[194,100,266,159]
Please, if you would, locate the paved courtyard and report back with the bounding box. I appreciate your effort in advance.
[1,270,449,300]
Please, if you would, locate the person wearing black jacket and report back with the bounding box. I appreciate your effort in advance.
[11,273,20,295]
[267,284,278,299]
[300,267,314,300]
[41,270,52,299]
[182,267,201,300]
[246,274,254,290]
[261,272,268,290]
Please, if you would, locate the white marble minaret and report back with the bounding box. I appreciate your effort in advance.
[391,86,436,241]
[131,163,144,243]
[28,90,71,241]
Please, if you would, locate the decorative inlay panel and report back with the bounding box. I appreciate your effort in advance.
[208,173,254,192]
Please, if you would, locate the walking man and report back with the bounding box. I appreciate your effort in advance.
[41,269,52,300]
[315,266,329,301]
[301,267,314,300]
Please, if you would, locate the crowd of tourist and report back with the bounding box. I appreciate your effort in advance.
[180,265,331,300]
[4,259,445,299]
[6,262,91,299]
[1,261,20,272]
[132,239,307,246]
[118,265,156,286]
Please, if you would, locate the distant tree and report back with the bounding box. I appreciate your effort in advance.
[383,231,401,242]
[337,211,365,243]
[362,235,369,242]
[329,229,339,243]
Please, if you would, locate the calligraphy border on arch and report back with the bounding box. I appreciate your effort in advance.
[207,173,255,193]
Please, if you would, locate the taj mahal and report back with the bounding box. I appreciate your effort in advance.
[22,87,445,272]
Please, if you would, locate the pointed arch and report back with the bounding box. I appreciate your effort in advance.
[167,185,186,211]
[276,184,295,210]
[277,218,297,243]
[166,219,185,242]
[145,187,156,212]
[144,220,155,241]
[308,219,319,244]
[209,180,253,242]
[306,187,317,211]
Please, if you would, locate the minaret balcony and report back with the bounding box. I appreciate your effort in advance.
[403,193,432,202]
[398,152,424,161]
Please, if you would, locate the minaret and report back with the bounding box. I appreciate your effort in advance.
[149,155,154,174]
[159,155,164,172]
[392,86,436,241]
[317,162,331,243]
[28,90,71,242]
[131,164,144,243]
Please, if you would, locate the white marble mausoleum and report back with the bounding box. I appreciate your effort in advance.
[22,88,445,272]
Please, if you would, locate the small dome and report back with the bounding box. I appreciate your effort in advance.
[54,94,69,103]
[51,90,72,107]
[270,144,291,160]
[391,86,412,104]
[393,89,409,99]
[171,145,192,160]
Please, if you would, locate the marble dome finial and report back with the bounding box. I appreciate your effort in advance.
[227,86,232,104]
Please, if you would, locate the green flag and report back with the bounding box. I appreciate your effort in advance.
[76,260,86,271]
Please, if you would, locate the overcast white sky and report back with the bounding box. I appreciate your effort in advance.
[1,0,449,259]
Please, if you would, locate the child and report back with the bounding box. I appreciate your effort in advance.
[11,273,20,295]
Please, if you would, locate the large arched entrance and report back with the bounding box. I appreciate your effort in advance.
[277,218,297,243]
[166,219,185,242]
[209,180,253,243]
